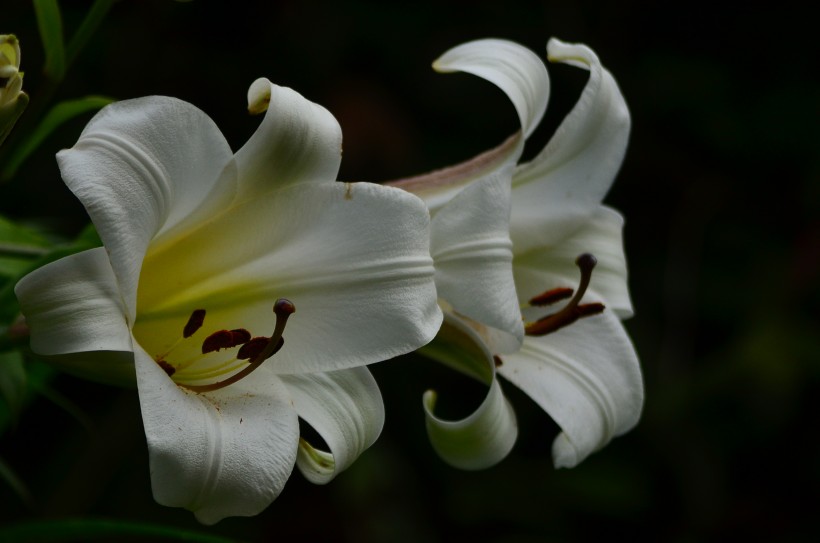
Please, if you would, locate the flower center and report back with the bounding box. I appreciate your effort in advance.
[153,299,295,393]
[523,253,605,336]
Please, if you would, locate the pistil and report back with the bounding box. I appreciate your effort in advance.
[524,253,605,336]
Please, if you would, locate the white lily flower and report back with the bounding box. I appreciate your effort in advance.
[15,79,442,523]
[389,38,643,470]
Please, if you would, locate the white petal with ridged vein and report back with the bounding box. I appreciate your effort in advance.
[57,97,236,322]
[133,181,441,375]
[234,78,343,199]
[281,367,384,484]
[15,247,131,355]
[434,38,549,139]
[498,309,642,468]
[510,38,631,254]
[513,206,633,318]
[431,170,523,353]
[422,315,517,470]
[135,347,299,525]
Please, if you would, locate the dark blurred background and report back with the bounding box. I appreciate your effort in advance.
[2,1,818,542]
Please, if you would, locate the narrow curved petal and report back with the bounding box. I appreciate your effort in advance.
[431,171,524,353]
[134,181,441,375]
[510,38,631,254]
[388,39,548,211]
[57,97,236,321]
[498,310,643,468]
[422,315,517,470]
[234,78,343,198]
[135,347,299,525]
[280,367,384,484]
[15,247,131,355]
[434,38,550,139]
[513,206,633,317]
[386,134,521,213]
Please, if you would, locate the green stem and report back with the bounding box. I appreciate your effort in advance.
[66,0,117,67]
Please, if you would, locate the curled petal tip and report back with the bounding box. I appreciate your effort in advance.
[247,77,272,115]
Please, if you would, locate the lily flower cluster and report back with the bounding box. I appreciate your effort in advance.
[15,36,642,523]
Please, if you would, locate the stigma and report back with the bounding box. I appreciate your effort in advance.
[153,299,295,393]
[524,253,605,337]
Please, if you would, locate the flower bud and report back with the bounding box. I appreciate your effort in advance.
[0,34,29,146]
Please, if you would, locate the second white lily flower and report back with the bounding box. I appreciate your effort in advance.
[390,37,643,470]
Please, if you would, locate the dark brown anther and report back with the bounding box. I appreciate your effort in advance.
[202,328,253,353]
[157,359,176,377]
[529,287,574,306]
[493,355,504,368]
[524,253,605,337]
[229,329,252,345]
[238,337,284,361]
[237,337,270,360]
[183,309,206,338]
[577,303,606,317]
[201,330,234,354]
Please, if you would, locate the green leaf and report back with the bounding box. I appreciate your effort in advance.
[2,96,115,179]
[0,518,248,543]
[33,0,66,81]
[0,455,33,509]
[0,256,34,279]
[0,214,51,255]
[0,350,26,423]
[0,359,56,436]
[0,223,101,325]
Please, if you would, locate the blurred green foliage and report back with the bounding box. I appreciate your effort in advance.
[1,1,818,542]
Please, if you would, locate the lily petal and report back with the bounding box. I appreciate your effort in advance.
[510,38,631,254]
[513,206,633,317]
[234,78,343,198]
[134,181,441,375]
[498,310,642,468]
[387,134,521,213]
[135,347,299,525]
[57,97,236,322]
[422,315,517,470]
[280,367,384,485]
[434,38,550,139]
[15,247,131,355]
[431,171,524,352]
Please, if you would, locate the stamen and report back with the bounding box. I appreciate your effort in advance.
[528,287,574,307]
[183,309,206,338]
[201,328,252,354]
[157,359,176,377]
[237,336,284,361]
[524,253,605,337]
[179,299,295,393]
